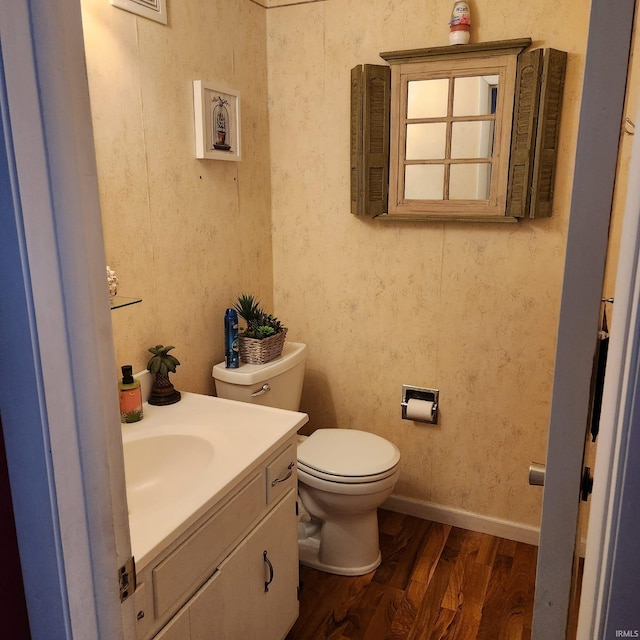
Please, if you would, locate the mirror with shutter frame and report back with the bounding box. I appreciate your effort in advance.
[351,39,567,222]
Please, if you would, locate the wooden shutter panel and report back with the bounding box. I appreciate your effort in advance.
[506,48,543,218]
[350,64,391,216]
[350,66,364,214]
[530,49,567,217]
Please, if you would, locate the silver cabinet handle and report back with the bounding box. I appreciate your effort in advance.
[251,383,271,397]
[271,462,295,487]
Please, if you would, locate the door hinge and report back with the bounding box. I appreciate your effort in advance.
[581,466,594,502]
[119,556,136,602]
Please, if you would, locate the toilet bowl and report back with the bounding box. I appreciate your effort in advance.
[296,428,400,575]
[212,342,401,576]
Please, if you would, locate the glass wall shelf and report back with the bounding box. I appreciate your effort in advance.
[110,296,142,310]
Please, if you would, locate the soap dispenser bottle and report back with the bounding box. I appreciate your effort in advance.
[118,365,143,423]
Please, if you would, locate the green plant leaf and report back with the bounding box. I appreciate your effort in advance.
[234,293,263,323]
[146,343,181,374]
[233,293,286,339]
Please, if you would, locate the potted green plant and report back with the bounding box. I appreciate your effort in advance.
[234,293,287,364]
[146,344,182,405]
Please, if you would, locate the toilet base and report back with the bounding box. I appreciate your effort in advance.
[298,529,382,576]
[297,518,382,576]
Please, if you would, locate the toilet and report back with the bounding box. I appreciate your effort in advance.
[212,342,400,576]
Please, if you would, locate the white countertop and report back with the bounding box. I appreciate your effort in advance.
[121,392,308,568]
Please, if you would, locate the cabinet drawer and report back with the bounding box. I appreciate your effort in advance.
[266,443,297,505]
[152,472,263,618]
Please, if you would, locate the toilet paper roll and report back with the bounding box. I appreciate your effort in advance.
[405,398,435,422]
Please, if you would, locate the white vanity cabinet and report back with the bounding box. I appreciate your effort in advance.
[187,489,298,640]
[133,438,299,640]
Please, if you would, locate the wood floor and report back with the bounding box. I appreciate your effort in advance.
[286,509,538,640]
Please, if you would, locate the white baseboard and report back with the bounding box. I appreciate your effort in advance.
[383,494,540,547]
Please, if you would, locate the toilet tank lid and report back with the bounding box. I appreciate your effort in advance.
[212,341,307,385]
[297,429,401,477]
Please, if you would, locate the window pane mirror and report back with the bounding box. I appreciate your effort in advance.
[403,74,498,203]
[383,40,529,221]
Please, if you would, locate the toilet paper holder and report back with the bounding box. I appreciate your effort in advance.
[401,385,439,424]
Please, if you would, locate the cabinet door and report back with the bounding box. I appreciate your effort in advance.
[189,489,299,640]
[153,607,189,640]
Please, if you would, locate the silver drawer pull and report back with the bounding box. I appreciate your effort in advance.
[271,462,295,487]
[251,383,271,397]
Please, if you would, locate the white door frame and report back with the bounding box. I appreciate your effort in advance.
[0,0,134,637]
[577,99,640,637]
[533,0,638,637]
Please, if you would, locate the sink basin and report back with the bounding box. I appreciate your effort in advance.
[123,433,215,517]
[121,391,308,568]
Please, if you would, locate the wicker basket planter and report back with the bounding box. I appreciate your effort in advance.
[239,329,287,365]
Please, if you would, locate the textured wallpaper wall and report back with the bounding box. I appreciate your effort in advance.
[266,0,590,527]
[81,0,274,395]
[82,0,591,530]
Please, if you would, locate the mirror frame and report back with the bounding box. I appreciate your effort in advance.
[380,39,531,222]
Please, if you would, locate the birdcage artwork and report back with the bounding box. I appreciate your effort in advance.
[193,81,241,161]
[212,96,231,150]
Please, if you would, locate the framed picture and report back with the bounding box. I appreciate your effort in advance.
[193,81,242,162]
[110,0,167,25]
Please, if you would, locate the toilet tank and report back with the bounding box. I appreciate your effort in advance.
[212,342,307,411]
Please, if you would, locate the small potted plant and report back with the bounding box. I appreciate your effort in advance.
[147,344,182,405]
[234,293,287,364]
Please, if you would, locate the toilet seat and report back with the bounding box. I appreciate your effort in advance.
[297,429,400,484]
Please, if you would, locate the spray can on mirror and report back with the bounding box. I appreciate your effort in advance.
[449,1,471,45]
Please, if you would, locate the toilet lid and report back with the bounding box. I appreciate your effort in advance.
[297,429,400,479]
